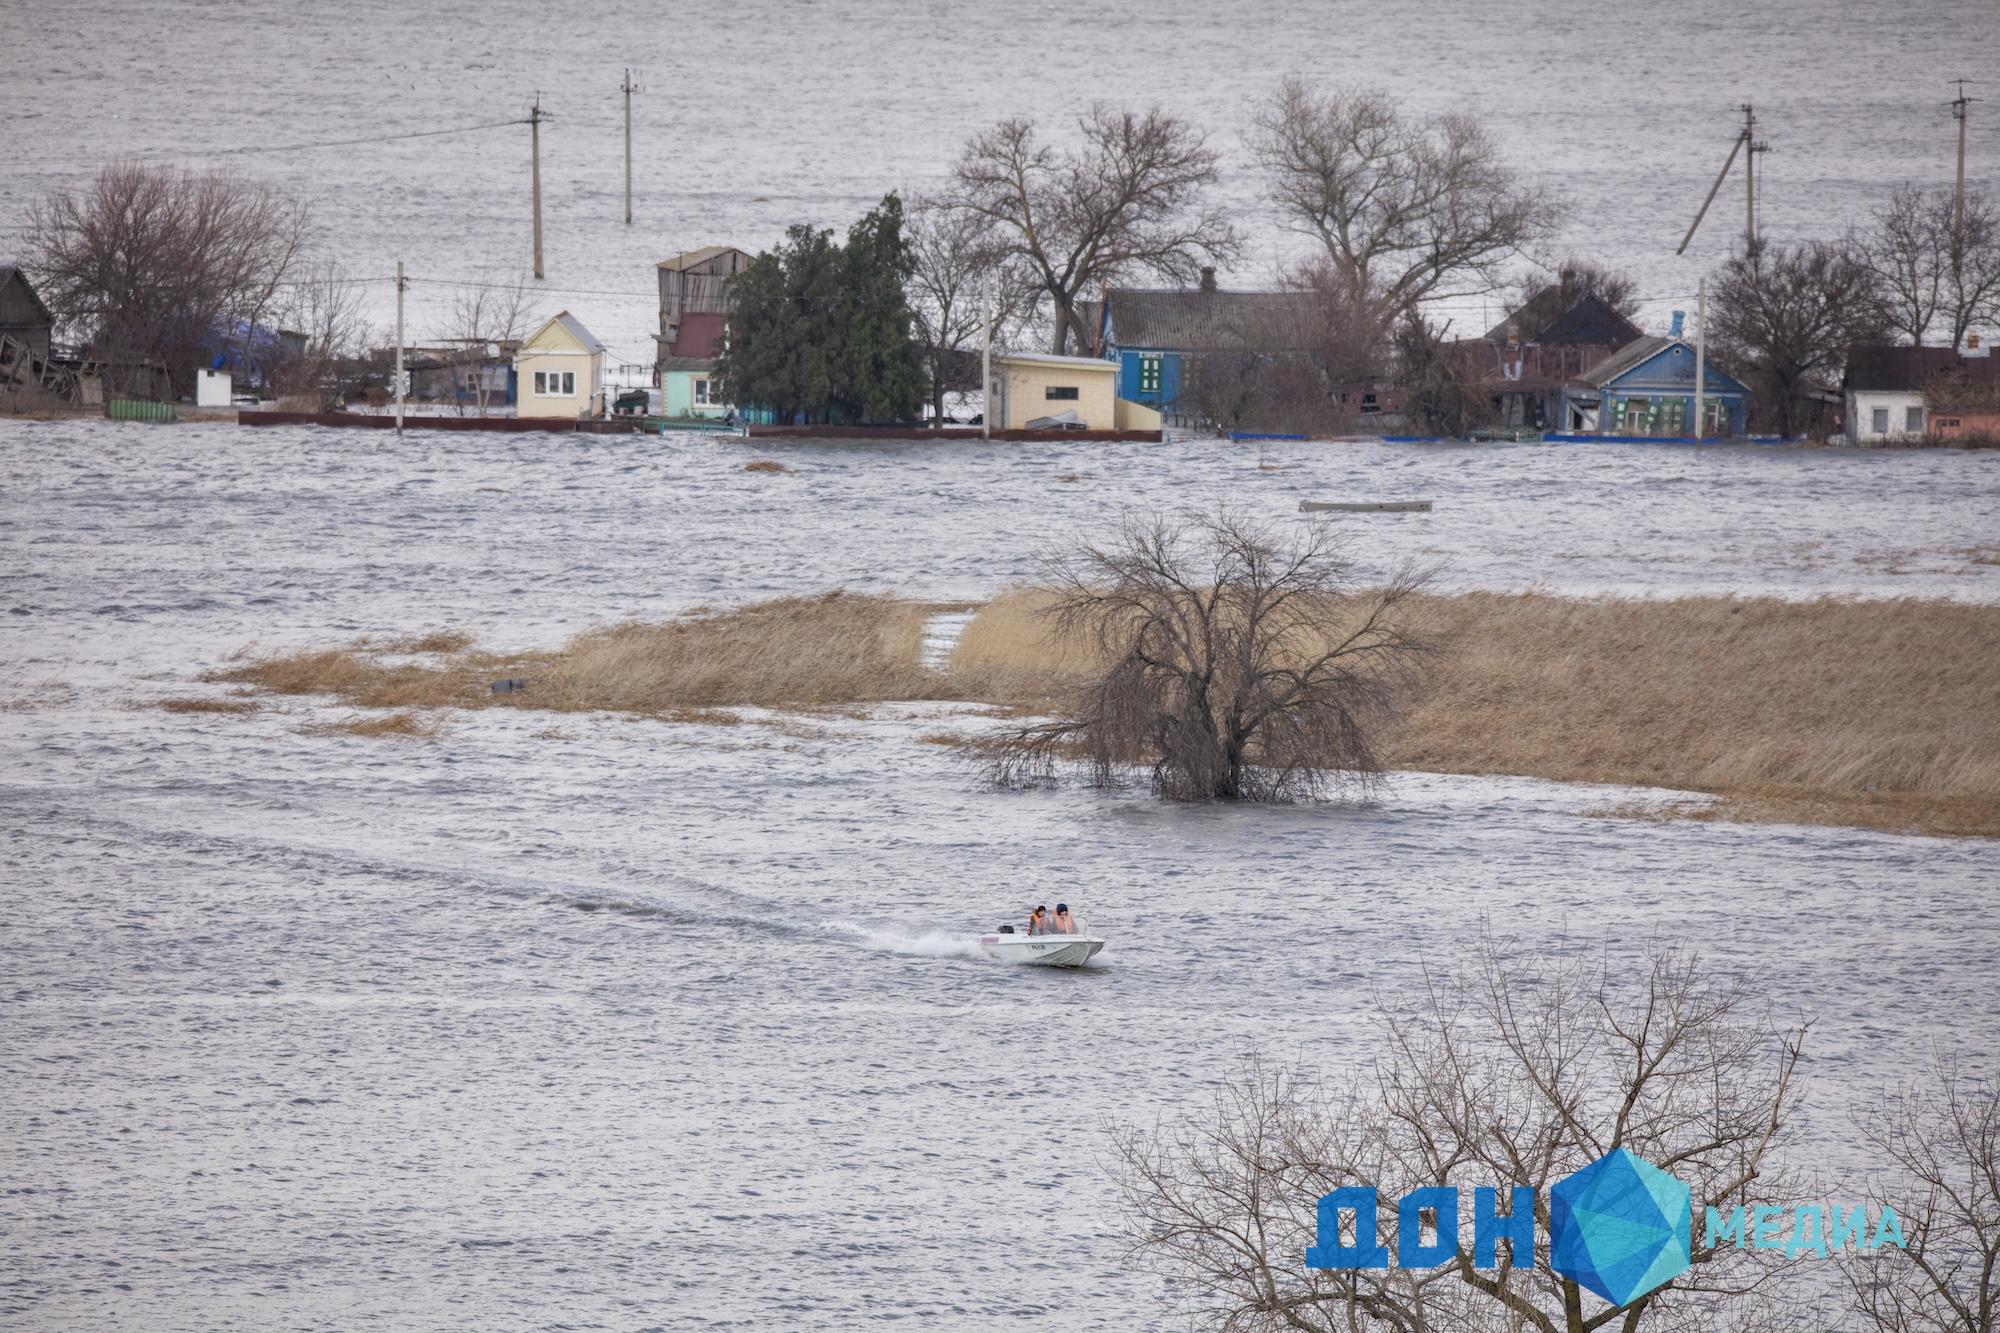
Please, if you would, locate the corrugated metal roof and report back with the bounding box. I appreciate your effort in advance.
[1103,287,1313,352]
[1573,335,1673,386]
[995,351,1117,371]
[658,355,718,372]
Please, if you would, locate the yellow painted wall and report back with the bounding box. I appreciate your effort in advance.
[517,352,601,418]
[996,357,1117,430]
[1115,397,1162,432]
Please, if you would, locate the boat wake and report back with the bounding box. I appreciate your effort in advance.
[822,921,989,961]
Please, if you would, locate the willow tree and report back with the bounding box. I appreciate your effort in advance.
[986,510,1432,802]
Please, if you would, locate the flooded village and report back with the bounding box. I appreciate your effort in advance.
[4,2,1999,1331]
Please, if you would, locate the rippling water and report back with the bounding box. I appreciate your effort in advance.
[4,423,1999,1329]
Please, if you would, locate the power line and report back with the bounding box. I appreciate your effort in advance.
[142,118,528,161]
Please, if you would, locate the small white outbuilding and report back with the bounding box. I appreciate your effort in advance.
[515,311,607,419]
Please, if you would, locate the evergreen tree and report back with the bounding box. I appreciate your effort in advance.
[835,193,925,423]
[715,197,925,425]
[716,224,841,424]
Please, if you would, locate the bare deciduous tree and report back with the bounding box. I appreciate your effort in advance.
[1114,941,1815,1333]
[1251,78,1562,337]
[28,162,312,398]
[1710,241,1888,438]
[1863,186,2000,348]
[986,510,1432,802]
[905,196,1033,425]
[432,270,534,414]
[267,259,372,409]
[946,106,1240,354]
[1845,1056,2000,1333]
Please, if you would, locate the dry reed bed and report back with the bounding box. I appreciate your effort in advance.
[950,589,2000,837]
[208,588,2000,837]
[210,592,964,717]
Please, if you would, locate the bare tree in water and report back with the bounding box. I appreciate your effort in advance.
[1845,1055,2000,1333]
[986,510,1432,802]
[1112,940,1816,1333]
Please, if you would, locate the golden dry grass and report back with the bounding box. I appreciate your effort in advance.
[160,696,259,715]
[743,459,790,474]
[301,711,442,739]
[216,592,958,719]
[212,587,2000,836]
[950,589,2000,837]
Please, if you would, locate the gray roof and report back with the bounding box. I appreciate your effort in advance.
[658,355,718,372]
[537,310,606,354]
[1102,287,1314,352]
[1573,335,1672,386]
[1485,292,1642,348]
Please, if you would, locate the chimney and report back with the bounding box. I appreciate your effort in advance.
[1199,266,1217,293]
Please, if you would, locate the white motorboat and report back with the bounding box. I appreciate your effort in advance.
[978,927,1104,968]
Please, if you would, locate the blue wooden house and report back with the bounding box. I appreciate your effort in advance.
[1556,335,1750,439]
[1081,270,1309,421]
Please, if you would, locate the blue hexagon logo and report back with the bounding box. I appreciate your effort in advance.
[1548,1149,1692,1307]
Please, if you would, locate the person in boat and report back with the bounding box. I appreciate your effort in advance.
[1052,903,1077,934]
[1027,905,1049,936]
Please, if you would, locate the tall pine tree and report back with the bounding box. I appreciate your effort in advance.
[835,194,925,423]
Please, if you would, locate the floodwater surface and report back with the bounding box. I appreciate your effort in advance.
[2,424,1998,1330]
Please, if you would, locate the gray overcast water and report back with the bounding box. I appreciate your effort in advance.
[5,0,2000,1326]
[3,424,1998,1329]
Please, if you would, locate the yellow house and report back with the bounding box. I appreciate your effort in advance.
[991,352,1120,430]
[515,311,607,419]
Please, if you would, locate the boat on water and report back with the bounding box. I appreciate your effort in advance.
[978,924,1104,968]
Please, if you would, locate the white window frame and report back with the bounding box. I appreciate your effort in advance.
[693,377,716,406]
[533,367,577,397]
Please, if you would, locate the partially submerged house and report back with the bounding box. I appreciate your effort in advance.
[1083,269,1310,422]
[654,246,751,416]
[515,312,607,419]
[1469,293,1643,430]
[1557,336,1750,438]
[1841,343,2000,442]
[989,352,1124,430]
[0,264,55,361]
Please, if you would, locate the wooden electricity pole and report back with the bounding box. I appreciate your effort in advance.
[394,259,406,436]
[1951,80,1975,278]
[529,95,551,279]
[1693,277,1707,444]
[622,69,640,225]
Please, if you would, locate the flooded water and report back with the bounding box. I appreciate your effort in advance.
[6,0,1992,360]
[3,422,1998,1329]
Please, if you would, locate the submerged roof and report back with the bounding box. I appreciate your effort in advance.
[1102,286,1312,352]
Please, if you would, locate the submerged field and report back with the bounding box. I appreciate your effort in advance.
[4,423,1999,1330]
[204,587,2000,837]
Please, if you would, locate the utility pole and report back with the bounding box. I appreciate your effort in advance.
[394,260,406,437]
[1693,277,1707,445]
[529,94,551,279]
[1677,123,1747,255]
[622,69,640,225]
[981,289,993,440]
[1951,80,1975,278]
[1741,104,1771,251]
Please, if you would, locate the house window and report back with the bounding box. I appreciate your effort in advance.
[533,370,574,396]
[693,378,716,406]
[1871,407,1889,434]
[1906,406,1925,433]
[1138,354,1162,394]
[1939,417,1961,429]
[1045,385,1080,400]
